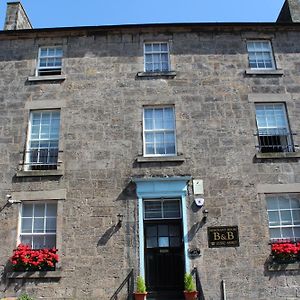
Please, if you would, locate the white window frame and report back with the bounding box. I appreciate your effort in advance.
[246,40,276,70]
[255,103,293,153]
[18,201,57,249]
[36,46,63,76]
[25,110,61,171]
[143,106,177,157]
[143,198,182,220]
[144,42,170,72]
[266,194,300,242]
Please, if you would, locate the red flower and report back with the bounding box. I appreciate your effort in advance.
[10,244,59,271]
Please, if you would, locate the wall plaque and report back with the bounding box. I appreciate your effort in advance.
[207,226,239,248]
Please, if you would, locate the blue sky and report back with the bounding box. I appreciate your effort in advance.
[1,0,285,29]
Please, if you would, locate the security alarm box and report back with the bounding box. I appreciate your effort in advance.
[193,179,204,195]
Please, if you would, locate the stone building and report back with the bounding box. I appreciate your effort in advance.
[0,1,300,299]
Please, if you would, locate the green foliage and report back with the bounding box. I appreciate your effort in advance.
[136,276,147,293]
[17,294,34,300]
[184,273,196,292]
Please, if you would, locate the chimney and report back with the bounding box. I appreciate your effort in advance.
[4,2,32,30]
[277,0,300,23]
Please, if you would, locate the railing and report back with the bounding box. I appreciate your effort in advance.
[21,149,62,170]
[110,269,134,300]
[192,266,205,300]
[255,129,296,153]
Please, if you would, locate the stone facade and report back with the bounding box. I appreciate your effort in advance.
[0,1,300,300]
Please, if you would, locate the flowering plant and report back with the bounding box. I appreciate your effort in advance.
[10,244,59,271]
[271,240,300,263]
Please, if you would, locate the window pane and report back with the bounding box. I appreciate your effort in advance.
[166,144,176,155]
[47,204,57,217]
[45,235,56,248]
[158,225,168,236]
[146,225,157,237]
[46,218,56,233]
[145,144,155,155]
[269,228,281,239]
[22,204,33,217]
[280,211,292,225]
[34,204,45,217]
[145,133,154,143]
[144,201,162,219]
[294,227,300,239]
[163,200,181,218]
[281,227,293,238]
[33,218,44,233]
[153,43,160,51]
[161,43,168,51]
[156,144,165,154]
[146,237,157,248]
[145,44,152,52]
[21,218,32,233]
[268,211,280,225]
[290,198,300,208]
[158,237,169,247]
[21,235,32,247]
[169,225,180,237]
[32,235,45,249]
[279,198,290,209]
[170,237,181,247]
[292,210,300,224]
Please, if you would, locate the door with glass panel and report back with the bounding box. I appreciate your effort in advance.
[144,199,184,293]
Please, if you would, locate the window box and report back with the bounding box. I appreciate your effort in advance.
[267,261,300,271]
[267,241,300,271]
[10,244,59,274]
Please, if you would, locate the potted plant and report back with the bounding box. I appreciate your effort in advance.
[184,273,198,300]
[134,276,147,300]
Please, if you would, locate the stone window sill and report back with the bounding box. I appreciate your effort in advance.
[16,169,64,177]
[136,71,176,78]
[245,69,284,76]
[7,270,62,279]
[136,155,185,163]
[27,75,66,82]
[267,262,300,272]
[255,152,300,159]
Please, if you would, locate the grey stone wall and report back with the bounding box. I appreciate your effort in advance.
[4,2,32,30]
[0,26,300,299]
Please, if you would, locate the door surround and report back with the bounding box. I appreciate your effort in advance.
[133,176,191,278]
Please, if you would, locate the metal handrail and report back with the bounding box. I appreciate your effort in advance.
[192,266,205,300]
[110,269,134,300]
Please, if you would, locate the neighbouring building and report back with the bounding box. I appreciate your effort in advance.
[0,1,300,299]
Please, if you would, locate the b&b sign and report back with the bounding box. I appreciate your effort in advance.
[207,226,239,248]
